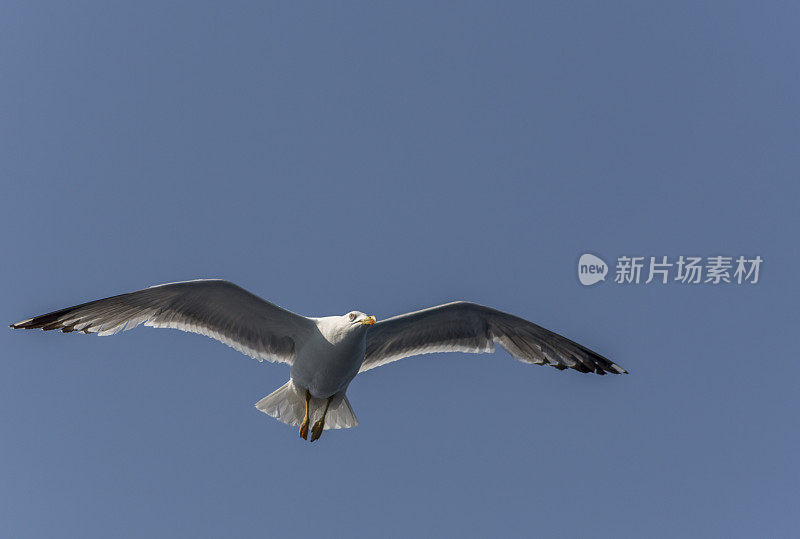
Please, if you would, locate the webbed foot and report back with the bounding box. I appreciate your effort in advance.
[310,419,325,442]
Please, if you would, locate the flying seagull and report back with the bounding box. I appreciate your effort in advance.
[10,279,626,441]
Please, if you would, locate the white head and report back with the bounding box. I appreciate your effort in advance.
[314,311,377,343]
[315,311,376,343]
[343,311,376,327]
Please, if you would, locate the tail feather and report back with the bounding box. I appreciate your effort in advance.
[324,394,358,430]
[254,381,358,430]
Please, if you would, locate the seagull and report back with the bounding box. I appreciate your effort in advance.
[10,279,626,441]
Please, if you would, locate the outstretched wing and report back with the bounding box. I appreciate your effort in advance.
[361,301,625,375]
[10,279,315,365]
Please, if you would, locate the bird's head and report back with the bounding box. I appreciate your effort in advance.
[344,311,376,327]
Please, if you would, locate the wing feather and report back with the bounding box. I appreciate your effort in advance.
[10,279,314,365]
[361,301,625,375]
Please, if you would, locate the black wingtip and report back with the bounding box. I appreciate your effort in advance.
[612,363,628,375]
[9,312,65,331]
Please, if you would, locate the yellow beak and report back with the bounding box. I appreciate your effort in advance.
[361,315,376,326]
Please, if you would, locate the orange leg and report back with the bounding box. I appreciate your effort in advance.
[298,390,310,440]
[310,396,333,442]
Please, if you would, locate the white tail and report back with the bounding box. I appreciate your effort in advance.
[254,380,358,430]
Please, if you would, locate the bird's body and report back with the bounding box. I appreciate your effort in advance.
[291,315,368,399]
[11,279,626,441]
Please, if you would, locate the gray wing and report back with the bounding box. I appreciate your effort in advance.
[10,279,315,365]
[361,301,626,375]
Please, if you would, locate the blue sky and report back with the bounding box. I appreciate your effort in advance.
[2,2,798,537]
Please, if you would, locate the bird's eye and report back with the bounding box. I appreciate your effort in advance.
[349,313,356,321]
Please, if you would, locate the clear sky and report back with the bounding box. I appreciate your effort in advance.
[2,2,798,538]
